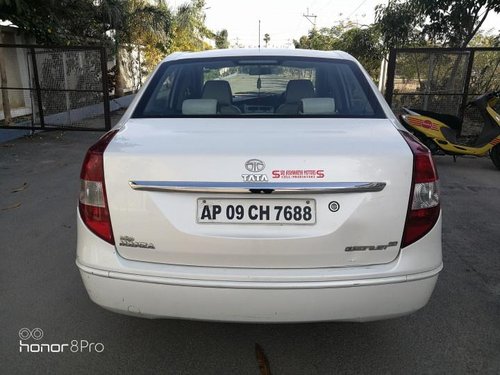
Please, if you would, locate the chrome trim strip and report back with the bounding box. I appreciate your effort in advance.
[128,181,386,194]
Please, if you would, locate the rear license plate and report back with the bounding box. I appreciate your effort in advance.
[197,198,316,224]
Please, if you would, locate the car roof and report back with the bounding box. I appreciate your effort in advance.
[162,48,355,63]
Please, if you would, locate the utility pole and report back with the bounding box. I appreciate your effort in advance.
[258,20,261,49]
[303,8,317,29]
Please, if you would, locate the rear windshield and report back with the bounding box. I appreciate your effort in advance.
[132,56,385,118]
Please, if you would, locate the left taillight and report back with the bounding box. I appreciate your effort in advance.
[79,130,118,244]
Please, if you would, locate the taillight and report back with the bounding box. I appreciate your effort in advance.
[400,131,440,247]
[79,130,118,244]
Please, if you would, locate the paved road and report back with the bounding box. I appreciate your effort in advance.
[226,73,291,94]
[1,129,499,374]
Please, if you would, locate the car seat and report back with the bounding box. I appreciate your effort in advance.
[276,79,315,114]
[201,80,241,114]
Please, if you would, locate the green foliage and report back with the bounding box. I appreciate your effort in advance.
[0,0,218,73]
[169,0,213,52]
[100,0,172,46]
[468,32,500,94]
[469,31,500,48]
[98,0,172,74]
[263,33,270,47]
[417,0,500,47]
[374,1,426,49]
[0,0,173,49]
[215,29,229,49]
[293,28,335,50]
[333,26,385,77]
[375,0,500,48]
[293,23,384,80]
[0,0,103,44]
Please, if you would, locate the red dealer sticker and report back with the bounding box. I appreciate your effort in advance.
[271,169,325,179]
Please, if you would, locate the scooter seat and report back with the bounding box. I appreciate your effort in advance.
[408,108,462,132]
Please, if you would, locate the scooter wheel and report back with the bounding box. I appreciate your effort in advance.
[490,145,500,170]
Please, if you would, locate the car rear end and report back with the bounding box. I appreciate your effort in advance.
[76,50,442,322]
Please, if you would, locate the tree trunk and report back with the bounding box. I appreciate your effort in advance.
[444,53,468,117]
[115,46,125,97]
[423,54,434,111]
[0,45,13,125]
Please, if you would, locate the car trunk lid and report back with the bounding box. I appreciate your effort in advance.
[105,118,412,268]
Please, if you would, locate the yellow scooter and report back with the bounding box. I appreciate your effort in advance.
[400,91,500,170]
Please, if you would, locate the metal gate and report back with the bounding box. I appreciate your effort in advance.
[0,44,111,131]
[384,47,500,118]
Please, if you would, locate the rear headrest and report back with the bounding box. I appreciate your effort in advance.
[202,80,233,105]
[285,79,315,103]
[301,98,336,114]
[182,99,217,115]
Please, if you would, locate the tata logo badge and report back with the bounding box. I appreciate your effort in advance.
[245,159,265,173]
[242,159,268,182]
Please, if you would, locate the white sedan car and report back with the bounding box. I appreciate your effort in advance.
[77,49,442,322]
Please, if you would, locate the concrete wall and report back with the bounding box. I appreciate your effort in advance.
[0,26,33,118]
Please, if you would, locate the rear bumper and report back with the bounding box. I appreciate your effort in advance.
[76,212,442,322]
[78,262,440,322]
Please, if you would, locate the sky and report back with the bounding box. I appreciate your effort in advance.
[169,0,500,48]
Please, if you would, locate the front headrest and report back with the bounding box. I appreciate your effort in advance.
[285,80,315,103]
[202,80,233,105]
[182,99,217,115]
[301,98,336,114]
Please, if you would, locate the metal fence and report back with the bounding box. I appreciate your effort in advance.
[384,47,500,136]
[0,44,111,131]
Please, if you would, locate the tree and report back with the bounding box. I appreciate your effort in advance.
[263,33,270,47]
[294,28,336,50]
[293,23,384,80]
[374,1,425,50]
[375,0,500,48]
[215,29,229,49]
[333,26,385,78]
[0,0,173,96]
[0,0,219,98]
[99,0,172,96]
[468,31,500,94]
[169,0,213,52]
[0,0,102,44]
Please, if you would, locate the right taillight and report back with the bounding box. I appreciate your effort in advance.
[79,130,118,245]
[400,130,440,247]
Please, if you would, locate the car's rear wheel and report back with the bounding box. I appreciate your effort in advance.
[490,144,500,170]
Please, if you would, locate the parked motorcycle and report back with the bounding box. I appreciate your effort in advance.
[400,91,500,170]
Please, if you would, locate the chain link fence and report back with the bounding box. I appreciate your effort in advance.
[0,45,110,131]
[384,47,500,137]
